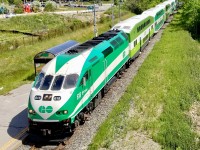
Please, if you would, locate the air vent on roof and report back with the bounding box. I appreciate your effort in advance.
[66,30,120,55]
[123,26,131,29]
[67,49,79,54]
[113,26,121,29]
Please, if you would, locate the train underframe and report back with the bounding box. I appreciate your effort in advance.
[28,119,73,138]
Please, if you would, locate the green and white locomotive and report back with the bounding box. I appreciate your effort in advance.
[28,0,178,137]
[28,30,129,136]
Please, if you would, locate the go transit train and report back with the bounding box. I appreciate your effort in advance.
[28,0,178,137]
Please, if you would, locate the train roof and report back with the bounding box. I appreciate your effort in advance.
[163,1,172,5]
[142,7,164,17]
[40,29,127,76]
[34,40,79,75]
[112,14,149,33]
[42,50,91,75]
[34,40,79,63]
[167,0,176,6]
[156,1,171,7]
[65,30,122,55]
[168,0,175,2]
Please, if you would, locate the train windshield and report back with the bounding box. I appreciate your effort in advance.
[63,74,79,89]
[35,72,45,89]
[40,75,53,90]
[51,75,64,91]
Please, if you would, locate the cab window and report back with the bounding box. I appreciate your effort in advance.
[40,75,53,90]
[80,71,90,85]
[63,74,79,89]
[35,72,45,89]
[51,75,64,91]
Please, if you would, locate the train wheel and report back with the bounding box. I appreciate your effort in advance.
[116,72,121,79]
[74,120,80,128]
[75,112,85,125]
[71,119,79,132]
[93,91,102,108]
[126,60,131,68]
[88,102,94,113]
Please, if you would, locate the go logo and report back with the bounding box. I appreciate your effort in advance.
[39,106,53,113]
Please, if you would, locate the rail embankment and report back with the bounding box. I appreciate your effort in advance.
[89,11,200,150]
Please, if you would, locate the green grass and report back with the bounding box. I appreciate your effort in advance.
[0,32,26,42]
[0,13,81,33]
[0,11,133,95]
[0,13,90,51]
[56,6,87,11]
[88,12,200,150]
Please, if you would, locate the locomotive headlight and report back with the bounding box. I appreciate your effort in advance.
[29,109,35,114]
[34,95,41,100]
[63,110,68,114]
[53,96,61,101]
[56,110,68,115]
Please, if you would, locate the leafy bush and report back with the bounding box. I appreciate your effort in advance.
[13,0,22,6]
[14,6,23,13]
[31,0,41,13]
[181,0,200,38]
[13,0,23,13]
[44,0,57,12]
[99,14,110,24]
[0,4,9,14]
[100,6,130,24]
[126,0,164,14]
[0,0,8,4]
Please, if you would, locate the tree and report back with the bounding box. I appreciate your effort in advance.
[126,0,164,14]
[1,0,9,4]
[44,0,57,12]
[13,0,22,6]
[13,0,23,13]
[181,0,200,38]
[31,0,41,12]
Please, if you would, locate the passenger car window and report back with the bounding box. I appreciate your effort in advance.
[40,75,53,90]
[35,72,45,89]
[63,74,79,89]
[51,75,64,91]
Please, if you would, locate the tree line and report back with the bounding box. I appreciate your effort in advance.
[181,0,200,39]
[125,0,165,14]
[123,0,200,38]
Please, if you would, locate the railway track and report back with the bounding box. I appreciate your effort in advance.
[21,128,76,150]
[28,139,69,150]
[23,135,71,150]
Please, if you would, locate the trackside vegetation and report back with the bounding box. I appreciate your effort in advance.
[88,12,200,149]
[0,10,133,95]
[0,14,90,51]
[126,0,165,14]
[181,0,200,39]
[0,14,89,34]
